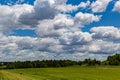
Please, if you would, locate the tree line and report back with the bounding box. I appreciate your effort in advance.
[0,54,120,69]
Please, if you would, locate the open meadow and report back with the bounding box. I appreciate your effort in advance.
[1,66,120,80]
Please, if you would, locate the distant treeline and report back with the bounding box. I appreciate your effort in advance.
[0,59,101,69]
[1,54,120,69]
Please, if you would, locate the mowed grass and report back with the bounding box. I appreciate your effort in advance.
[1,66,120,80]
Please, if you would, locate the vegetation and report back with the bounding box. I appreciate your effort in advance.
[107,54,120,65]
[1,66,120,80]
[1,54,120,69]
[0,70,31,80]
[1,54,120,80]
[3,59,100,69]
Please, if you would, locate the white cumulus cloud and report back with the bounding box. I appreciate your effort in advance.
[91,0,111,13]
[112,0,120,12]
[91,26,120,41]
[0,0,120,61]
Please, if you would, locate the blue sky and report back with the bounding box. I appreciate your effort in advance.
[0,0,120,61]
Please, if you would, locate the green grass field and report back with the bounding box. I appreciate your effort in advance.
[1,66,120,80]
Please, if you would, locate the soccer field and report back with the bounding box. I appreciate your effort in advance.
[1,66,120,80]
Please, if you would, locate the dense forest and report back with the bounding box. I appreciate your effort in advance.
[1,54,120,69]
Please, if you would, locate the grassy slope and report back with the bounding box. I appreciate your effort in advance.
[0,70,33,80]
[1,66,120,80]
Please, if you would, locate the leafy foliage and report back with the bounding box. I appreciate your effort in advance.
[1,53,120,69]
[107,54,120,65]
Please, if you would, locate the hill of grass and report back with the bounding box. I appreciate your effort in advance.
[1,66,120,80]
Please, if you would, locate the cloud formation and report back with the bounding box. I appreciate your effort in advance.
[0,4,33,33]
[0,0,120,61]
[79,1,90,9]
[112,0,120,12]
[91,0,111,13]
[74,12,101,26]
[91,26,120,41]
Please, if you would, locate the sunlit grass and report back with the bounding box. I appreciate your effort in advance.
[1,66,120,80]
